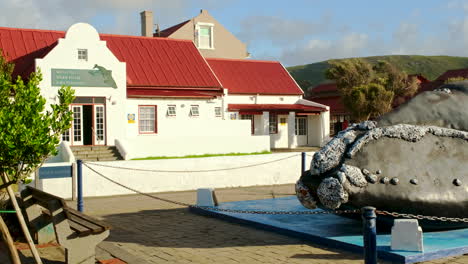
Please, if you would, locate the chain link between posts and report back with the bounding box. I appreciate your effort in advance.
[85,154,300,173]
[82,162,468,222]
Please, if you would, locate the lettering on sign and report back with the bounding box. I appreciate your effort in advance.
[51,65,117,88]
[39,166,72,179]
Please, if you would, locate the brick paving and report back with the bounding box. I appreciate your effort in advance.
[2,184,467,263]
[76,184,468,264]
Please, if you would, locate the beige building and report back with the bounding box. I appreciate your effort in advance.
[141,10,249,59]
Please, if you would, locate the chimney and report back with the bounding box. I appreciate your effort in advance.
[140,11,153,37]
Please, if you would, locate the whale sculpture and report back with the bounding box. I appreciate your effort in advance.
[296,82,468,230]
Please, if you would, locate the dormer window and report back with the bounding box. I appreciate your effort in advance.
[197,23,214,49]
[78,49,88,61]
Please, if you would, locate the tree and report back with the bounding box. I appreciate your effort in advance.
[325,59,418,121]
[0,51,75,263]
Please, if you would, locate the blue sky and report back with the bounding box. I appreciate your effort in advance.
[2,0,468,66]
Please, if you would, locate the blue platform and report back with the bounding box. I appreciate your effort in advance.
[189,196,468,264]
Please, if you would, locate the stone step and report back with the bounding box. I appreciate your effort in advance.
[74,153,120,159]
[72,149,119,155]
[71,146,123,162]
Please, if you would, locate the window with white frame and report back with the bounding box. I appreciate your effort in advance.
[78,49,88,61]
[190,105,200,116]
[139,106,157,133]
[295,117,307,135]
[215,107,222,117]
[269,114,278,134]
[197,24,213,49]
[62,130,70,142]
[167,105,176,116]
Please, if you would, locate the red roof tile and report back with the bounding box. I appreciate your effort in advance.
[308,96,347,115]
[228,104,326,113]
[155,20,190,37]
[0,26,223,95]
[435,68,468,82]
[311,83,338,94]
[127,88,222,98]
[0,27,64,80]
[207,58,304,95]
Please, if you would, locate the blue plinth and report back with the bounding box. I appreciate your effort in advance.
[189,196,468,264]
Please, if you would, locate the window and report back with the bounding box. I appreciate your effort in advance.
[215,107,222,117]
[62,130,70,142]
[139,106,157,133]
[241,114,254,134]
[190,105,199,116]
[78,49,88,61]
[295,117,307,135]
[197,24,213,49]
[167,105,176,116]
[269,114,278,134]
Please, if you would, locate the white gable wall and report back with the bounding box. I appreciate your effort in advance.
[36,23,127,146]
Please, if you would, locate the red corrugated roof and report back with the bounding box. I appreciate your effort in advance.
[0,26,223,96]
[207,58,304,95]
[228,104,326,112]
[0,27,64,80]
[155,20,190,37]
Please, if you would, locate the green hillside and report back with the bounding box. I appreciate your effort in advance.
[287,55,468,93]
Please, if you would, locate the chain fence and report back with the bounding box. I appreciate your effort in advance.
[82,162,468,222]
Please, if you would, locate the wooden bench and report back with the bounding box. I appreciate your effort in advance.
[21,186,110,264]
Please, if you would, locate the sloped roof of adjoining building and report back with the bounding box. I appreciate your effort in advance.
[228,103,326,113]
[311,82,338,94]
[155,20,190,38]
[206,58,304,95]
[0,26,223,97]
[307,96,347,115]
[435,68,468,82]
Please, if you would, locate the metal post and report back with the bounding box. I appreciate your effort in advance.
[72,162,76,201]
[362,206,377,264]
[301,152,306,174]
[77,159,83,212]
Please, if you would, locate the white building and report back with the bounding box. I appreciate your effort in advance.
[0,23,329,160]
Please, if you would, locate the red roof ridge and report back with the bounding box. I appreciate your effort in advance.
[0,26,194,43]
[206,57,280,64]
[100,32,193,42]
[0,26,65,34]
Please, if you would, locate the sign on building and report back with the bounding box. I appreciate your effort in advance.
[51,65,117,88]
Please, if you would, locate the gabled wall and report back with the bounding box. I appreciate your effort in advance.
[168,10,248,59]
[36,23,127,146]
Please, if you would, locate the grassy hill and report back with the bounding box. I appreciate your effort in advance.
[287,55,468,93]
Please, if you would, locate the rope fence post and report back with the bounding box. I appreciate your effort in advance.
[301,152,306,174]
[362,206,377,264]
[77,159,83,212]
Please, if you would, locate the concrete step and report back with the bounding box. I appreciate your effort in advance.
[71,146,123,162]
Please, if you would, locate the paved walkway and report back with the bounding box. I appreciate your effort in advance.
[2,184,468,263]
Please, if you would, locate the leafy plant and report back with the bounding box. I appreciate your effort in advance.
[326,59,418,121]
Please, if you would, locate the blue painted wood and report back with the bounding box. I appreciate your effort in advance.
[77,160,83,212]
[362,207,377,264]
[190,196,468,264]
[38,166,72,179]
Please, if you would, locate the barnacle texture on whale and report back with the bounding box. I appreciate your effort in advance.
[296,81,468,229]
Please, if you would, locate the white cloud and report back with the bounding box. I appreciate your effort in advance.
[0,0,231,35]
[238,14,332,46]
